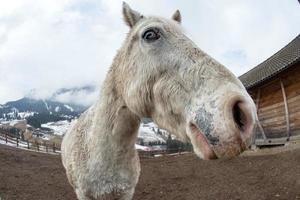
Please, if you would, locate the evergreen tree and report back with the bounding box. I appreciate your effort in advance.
[140,139,144,146]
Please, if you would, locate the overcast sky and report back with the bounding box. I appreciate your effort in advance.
[0,0,300,104]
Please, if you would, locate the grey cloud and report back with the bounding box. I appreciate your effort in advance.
[0,0,299,104]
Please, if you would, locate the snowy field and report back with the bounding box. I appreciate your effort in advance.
[41,120,72,136]
[1,119,170,152]
[41,120,169,145]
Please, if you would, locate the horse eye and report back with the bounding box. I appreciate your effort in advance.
[142,28,160,42]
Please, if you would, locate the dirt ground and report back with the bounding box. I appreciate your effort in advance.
[0,144,300,200]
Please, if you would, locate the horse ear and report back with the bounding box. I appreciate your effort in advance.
[171,10,181,24]
[122,2,143,28]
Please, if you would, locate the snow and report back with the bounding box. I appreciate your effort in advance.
[43,100,49,111]
[135,144,152,151]
[6,108,19,118]
[138,123,167,144]
[64,104,74,112]
[0,136,29,148]
[40,134,51,140]
[9,120,25,126]
[55,106,60,112]
[18,112,36,119]
[60,115,75,119]
[6,112,15,117]
[0,121,10,125]
[41,120,72,136]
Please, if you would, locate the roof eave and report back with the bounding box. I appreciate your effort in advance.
[244,57,300,90]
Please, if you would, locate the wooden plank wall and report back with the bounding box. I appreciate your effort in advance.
[249,62,300,139]
[282,63,300,136]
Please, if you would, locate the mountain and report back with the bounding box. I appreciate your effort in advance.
[6,97,86,115]
[0,86,97,127]
[0,97,88,125]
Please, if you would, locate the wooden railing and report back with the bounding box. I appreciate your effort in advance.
[138,149,191,158]
[0,128,192,156]
[0,130,60,154]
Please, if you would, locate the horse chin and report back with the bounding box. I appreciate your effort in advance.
[188,123,249,160]
[192,130,246,160]
[189,125,217,160]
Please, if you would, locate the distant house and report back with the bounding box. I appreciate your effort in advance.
[240,34,300,145]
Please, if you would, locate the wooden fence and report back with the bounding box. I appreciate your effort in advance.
[0,129,191,157]
[138,149,192,158]
[0,130,60,154]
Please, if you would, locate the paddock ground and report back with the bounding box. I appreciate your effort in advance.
[0,144,300,200]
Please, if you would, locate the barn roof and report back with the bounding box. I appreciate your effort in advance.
[239,34,300,89]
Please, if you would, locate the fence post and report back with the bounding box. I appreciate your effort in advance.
[16,137,19,147]
[5,133,7,143]
[46,144,48,152]
[27,140,29,149]
[37,142,39,151]
[53,143,56,153]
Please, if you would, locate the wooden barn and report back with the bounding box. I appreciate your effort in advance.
[239,34,300,146]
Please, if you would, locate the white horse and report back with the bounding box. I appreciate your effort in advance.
[62,2,257,200]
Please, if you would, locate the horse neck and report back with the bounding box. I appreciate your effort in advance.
[90,75,140,154]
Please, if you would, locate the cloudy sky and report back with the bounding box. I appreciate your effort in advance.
[0,0,300,104]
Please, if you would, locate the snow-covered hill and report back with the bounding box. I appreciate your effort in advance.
[0,97,87,126]
[0,86,94,123]
[41,120,72,136]
[39,120,169,146]
[137,122,168,144]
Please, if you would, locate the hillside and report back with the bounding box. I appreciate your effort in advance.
[0,86,95,127]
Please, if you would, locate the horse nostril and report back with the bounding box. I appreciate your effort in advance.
[232,102,247,132]
[226,96,255,142]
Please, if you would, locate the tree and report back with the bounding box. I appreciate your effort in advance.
[26,113,66,128]
[167,134,193,153]
[27,116,41,128]
[157,128,162,135]
[140,139,144,146]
